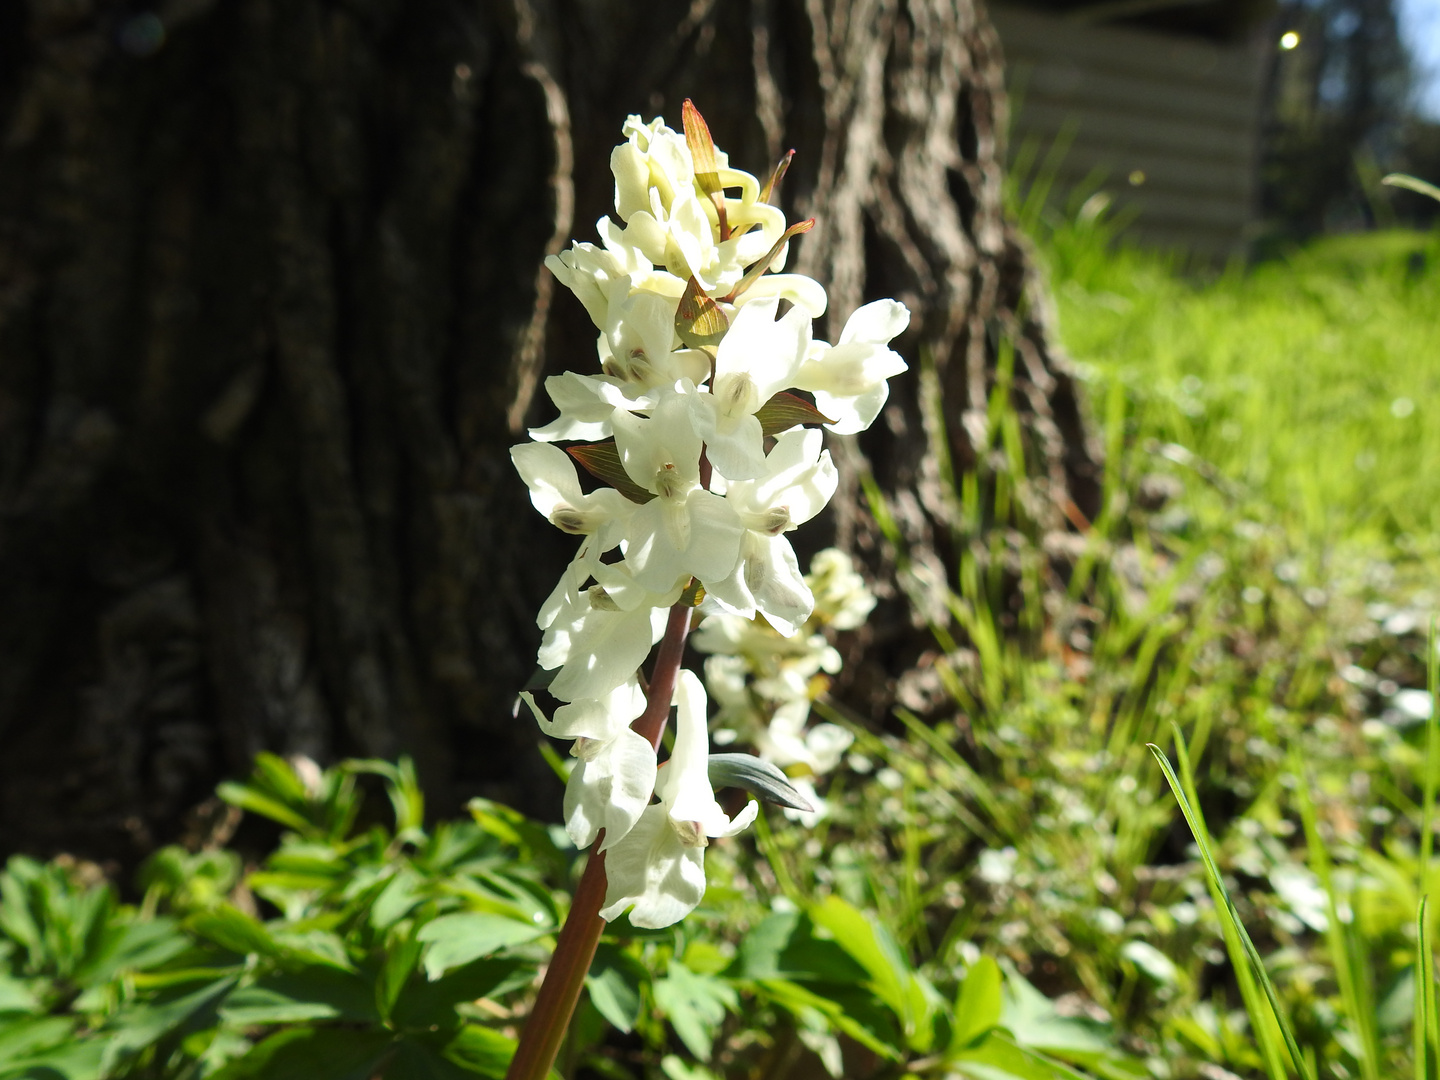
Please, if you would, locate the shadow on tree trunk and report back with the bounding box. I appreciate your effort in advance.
[0,0,1099,869]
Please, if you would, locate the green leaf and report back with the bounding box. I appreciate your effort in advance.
[0,1035,104,1080]
[653,959,737,1062]
[755,391,836,437]
[99,975,238,1074]
[188,906,280,957]
[585,944,644,1034]
[756,977,901,1060]
[707,754,813,812]
[0,1016,78,1066]
[565,442,654,504]
[952,956,1002,1049]
[432,1024,520,1079]
[77,916,190,986]
[378,930,425,1021]
[220,967,379,1025]
[345,756,425,834]
[207,1027,394,1080]
[951,1030,1093,1080]
[1000,966,1111,1054]
[391,957,527,1031]
[216,782,313,836]
[370,868,426,930]
[808,896,933,1050]
[0,975,42,1017]
[736,910,867,985]
[416,913,548,980]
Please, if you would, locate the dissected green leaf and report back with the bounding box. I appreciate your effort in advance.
[432,1023,520,1079]
[736,910,867,985]
[221,966,378,1026]
[416,913,548,980]
[808,895,933,1051]
[653,959,737,1062]
[952,955,1002,1050]
[100,975,238,1074]
[188,906,279,958]
[586,944,644,1034]
[207,1027,393,1080]
[756,977,901,1060]
[565,442,654,504]
[755,391,835,436]
[391,957,527,1031]
[0,1016,78,1066]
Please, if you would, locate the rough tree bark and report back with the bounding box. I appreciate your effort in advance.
[0,0,1100,865]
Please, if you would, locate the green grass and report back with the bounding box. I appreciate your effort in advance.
[1045,223,1440,545]
[726,215,1440,1079]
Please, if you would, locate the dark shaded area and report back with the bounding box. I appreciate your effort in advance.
[1259,0,1435,241]
[0,0,1100,868]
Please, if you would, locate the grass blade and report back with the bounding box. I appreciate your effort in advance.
[1417,896,1436,1080]
[1148,728,1315,1080]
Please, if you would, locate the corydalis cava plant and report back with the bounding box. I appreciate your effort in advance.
[504,101,907,1080]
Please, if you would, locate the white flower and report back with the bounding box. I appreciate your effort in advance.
[520,681,656,851]
[600,671,757,928]
[510,442,635,548]
[612,387,745,592]
[688,298,810,480]
[794,299,910,435]
[537,569,673,702]
[806,548,877,630]
[597,287,710,391]
[704,428,838,634]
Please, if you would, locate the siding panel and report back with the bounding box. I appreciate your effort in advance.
[991,4,1268,258]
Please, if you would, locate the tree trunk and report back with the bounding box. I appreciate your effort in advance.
[0,0,1100,865]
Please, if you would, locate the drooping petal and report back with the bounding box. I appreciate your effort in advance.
[564,727,658,850]
[544,601,669,702]
[521,679,646,741]
[598,806,706,928]
[839,298,911,346]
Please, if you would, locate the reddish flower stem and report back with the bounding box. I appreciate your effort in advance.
[504,596,693,1080]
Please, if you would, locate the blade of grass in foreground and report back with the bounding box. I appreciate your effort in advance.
[1291,748,1381,1080]
[1148,727,1314,1080]
[1419,620,1440,1080]
[1417,896,1437,1080]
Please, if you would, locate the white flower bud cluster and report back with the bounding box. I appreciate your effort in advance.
[694,548,876,826]
[511,106,908,929]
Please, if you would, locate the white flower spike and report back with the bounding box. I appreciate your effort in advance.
[510,102,905,933]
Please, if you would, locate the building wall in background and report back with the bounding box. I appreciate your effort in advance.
[992,4,1270,259]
